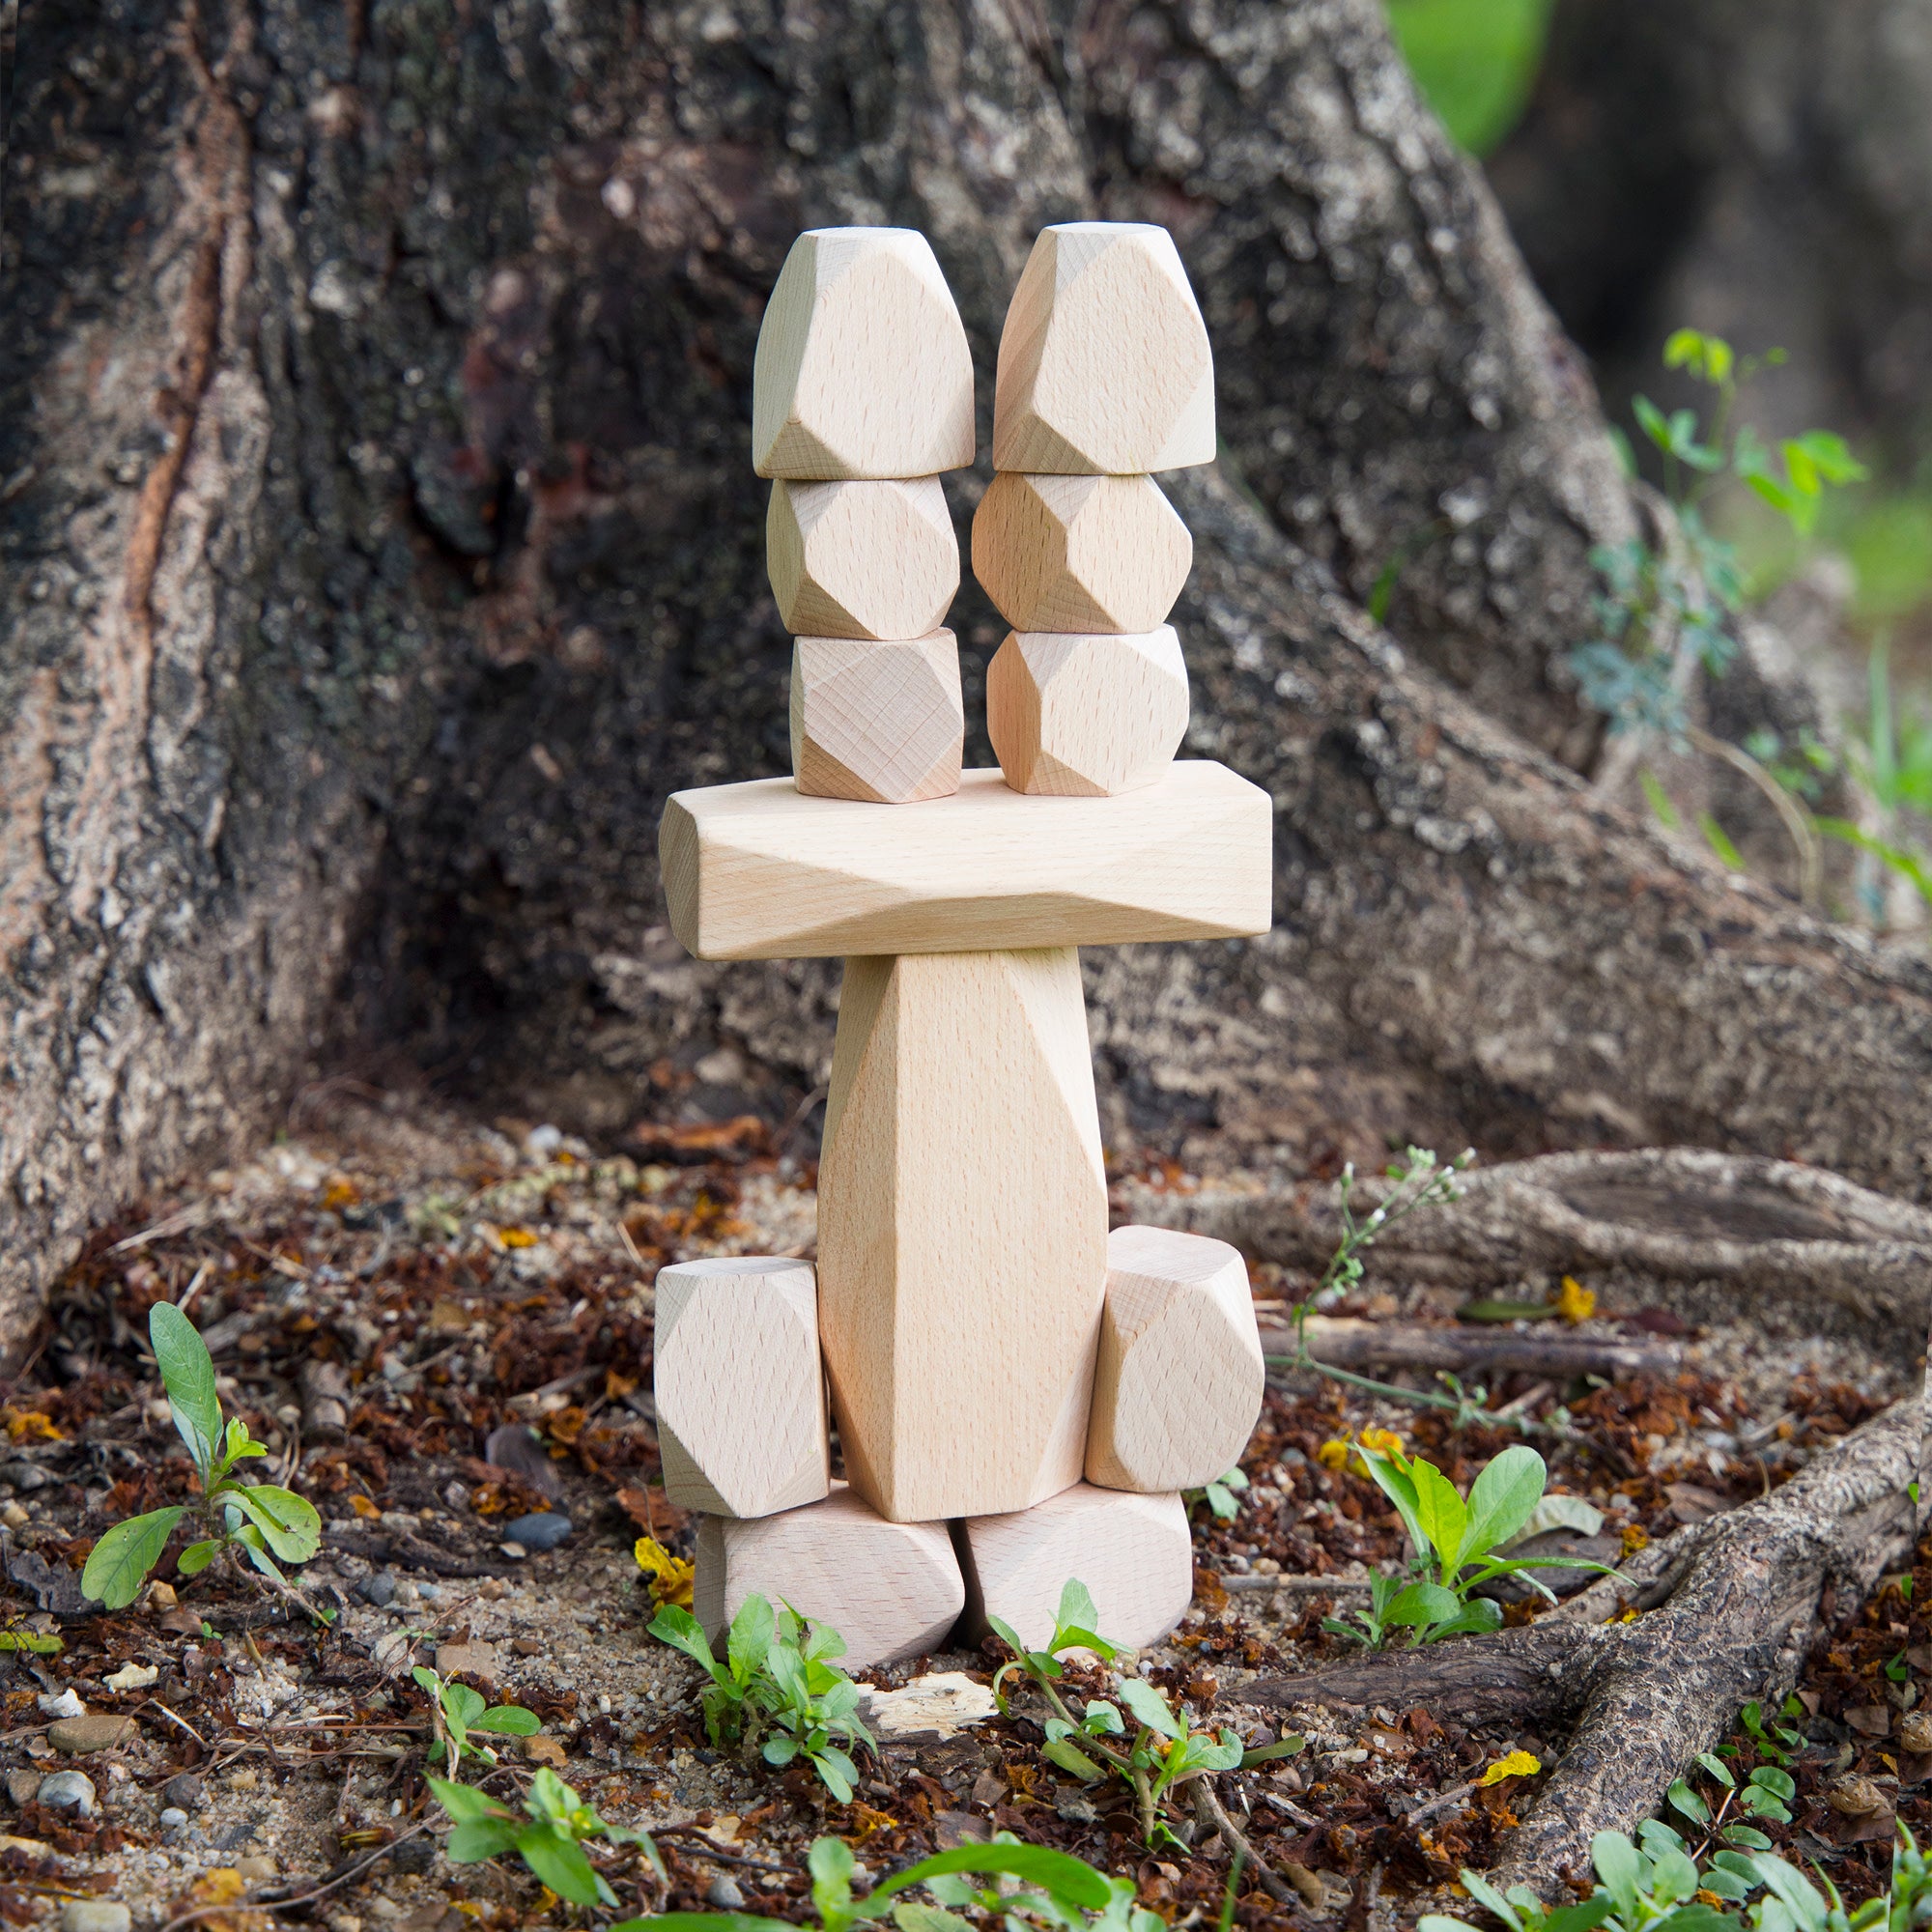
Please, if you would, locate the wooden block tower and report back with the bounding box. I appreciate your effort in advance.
[655,224,1270,1668]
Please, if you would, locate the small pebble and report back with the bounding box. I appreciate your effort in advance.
[38,1771,97,1817]
[49,1715,136,1755]
[390,1834,438,1874]
[162,1771,205,1810]
[498,1541,526,1560]
[0,1462,50,1492]
[103,1662,158,1693]
[5,1769,42,1806]
[234,1854,278,1881]
[503,1511,572,1552]
[59,1904,131,1932]
[357,1572,398,1607]
[159,1805,189,1833]
[706,1876,746,1910]
[37,1689,84,1719]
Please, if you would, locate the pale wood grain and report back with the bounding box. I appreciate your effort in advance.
[694,1483,965,1669]
[659,761,1270,959]
[1085,1225,1264,1494]
[986,626,1190,797]
[818,947,1107,1523]
[753,228,975,480]
[958,1484,1193,1651]
[653,1256,830,1519]
[768,477,959,640]
[789,632,963,805]
[972,472,1191,633]
[993,224,1213,475]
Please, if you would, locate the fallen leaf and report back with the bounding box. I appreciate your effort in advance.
[615,1487,690,1540]
[1825,1774,1889,1818]
[1845,1706,1892,1738]
[627,1116,769,1161]
[1480,1749,1542,1786]
[523,1735,567,1768]
[351,1494,381,1520]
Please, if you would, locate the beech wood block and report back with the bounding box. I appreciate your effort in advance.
[660,761,1270,960]
[957,1485,1192,1651]
[1085,1226,1264,1494]
[993,223,1213,475]
[653,1257,829,1519]
[695,1485,964,1669]
[753,228,975,480]
[818,948,1107,1523]
[987,627,1189,797]
[789,632,964,805]
[972,472,1190,634]
[768,478,959,641]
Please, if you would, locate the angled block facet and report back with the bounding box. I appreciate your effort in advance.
[660,762,1272,959]
[1085,1227,1264,1494]
[695,1485,964,1669]
[790,632,964,805]
[987,627,1189,797]
[653,1257,829,1520]
[818,948,1107,1523]
[958,1485,1191,1651]
[753,228,976,480]
[768,478,959,641]
[993,223,1213,475]
[972,472,1190,634]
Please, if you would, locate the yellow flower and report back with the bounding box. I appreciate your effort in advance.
[1356,1427,1406,1459]
[1316,1439,1350,1470]
[1479,1749,1542,1786]
[1554,1276,1596,1323]
[635,1535,695,1609]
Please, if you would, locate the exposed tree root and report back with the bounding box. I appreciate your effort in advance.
[1265,1318,1682,1381]
[1244,1402,1916,1891]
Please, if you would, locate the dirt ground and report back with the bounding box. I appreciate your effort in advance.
[0,1092,1921,1929]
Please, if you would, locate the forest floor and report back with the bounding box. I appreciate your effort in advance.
[0,1090,1920,1931]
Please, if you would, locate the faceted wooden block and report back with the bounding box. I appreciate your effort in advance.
[818,948,1108,1523]
[993,223,1214,475]
[987,627,1189,797]
[972,472,1190,634]
[958,1484,1191,1651]
[654,1257,829,1519]
[753,228,976,480]
[768,478,958,641]
[1086,1226,1264,1494]
[790,632,963,805]
[695,1485,964,1669]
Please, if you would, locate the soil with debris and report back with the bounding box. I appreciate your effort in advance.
[0,1094,1920,1929]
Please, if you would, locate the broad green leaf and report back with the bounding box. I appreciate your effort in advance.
[881,1844,1113,1914]
[1406,1456,1470,1574]
[1354,1445,1431,1561]
[810,1746,857,1803]
[727,1593,774,1678]
[1702,1869,1754,1901]
[1747,1765,1796,1802]
[1694,1751,1736,1788]
[1081,1698,1124,1735]
[1495,1492,1604,1550]
[1666,1777,1711,1825]
[1241,1735,1305,1766]
[1634,394,1673,454]
[176,1538,221,1576]
[1720,1825,1774,1852]
[150,1302,222,1477]
[1463,1446,1548,1562]
[1417,1918,1485,1932]
[472,1705,540,1735]
[1543,1903,1612,1932]
[514,1821,608,1907]
[1426,1597,1504,1640]
[1043,1737,1104,1779]
[761,1734,799,1766]
[1055,1578,1100,1641]
[427,1775,514,1825]
[225,1483,321,1563]
[1384,1581,1461,1628]
[446,1817,521,1862]
[1590,1831,1643,1925]
[81,1506,185,1608]
[1118,1676,1181,1739]
[1458,1867,1526,1932]
[443,1683,487,1727]
[0,1632,62,1654]
[649,1604,723,1676]
[1651,1847,1700,1904]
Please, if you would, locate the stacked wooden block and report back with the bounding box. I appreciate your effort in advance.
[654,224,1272,1669]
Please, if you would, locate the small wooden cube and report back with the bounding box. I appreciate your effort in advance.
[987,626,1189,797]
[972,472,1190,634]
[1085,1226,1264,1494]
[790,631,964,804]
[993,223,1213,475]
[654,1257,829,1519]
[754,228,976,480]
[695,1485,965,1669]
[768,477,958,640]
[957,1484,1191,1651]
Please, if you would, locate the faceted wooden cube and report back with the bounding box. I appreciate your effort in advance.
[790,632,963,804]
[957,1484,1191,1651]
[1085,1226,1264,1494]
[768,477,958,640]
[654,1257,829,1519]
[986,626,1188,797]
[695,1485,965,1669]
[993,223,1214,474]
[972,472,1191,634]
[753,228,976,480]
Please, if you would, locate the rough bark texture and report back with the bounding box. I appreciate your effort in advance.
[9,0,1932,1362]
[1247,1400,1918,1892]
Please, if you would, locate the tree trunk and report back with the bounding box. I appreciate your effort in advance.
[8,0,1932,1367]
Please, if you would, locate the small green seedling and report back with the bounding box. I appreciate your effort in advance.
[411,1663,540,1776]
[1186,1466,1249,1521]
[1738,1697,1809,1768]
[433,1765,660,1911]
[1324,1442,1617,1650]
[81,1302,323,1612]
[1666,1750,1796,1845]
[648,1594,873,1802]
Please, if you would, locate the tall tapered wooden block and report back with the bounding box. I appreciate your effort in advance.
[817,948,1108,1523]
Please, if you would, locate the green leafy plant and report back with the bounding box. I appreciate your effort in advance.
[988,1580,1301,1847]
[647,1594,873,1802]
[1665,1751,1797,1845]
[433,1766,661,1912]
[1185,1466,1249,1521]
[80,1301,323,1612]
[1737,1697,1809,1769]
[1323,1442,1617,1649]
[412,1663,540,1776]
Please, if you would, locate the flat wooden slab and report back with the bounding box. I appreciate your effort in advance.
[660,761,1272,960]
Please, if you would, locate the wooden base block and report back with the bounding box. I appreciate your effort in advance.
[818,948,1107,1523]
[1085,1226,1264,1494]
[654,1257,829,1519]
[987,627,1188,797]
[957,1484,1191,1651]
[694,1485,965,1669]
[768,478,959,641]
[790,632,963,804]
